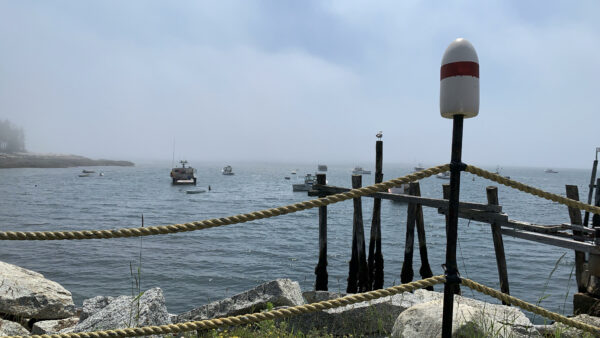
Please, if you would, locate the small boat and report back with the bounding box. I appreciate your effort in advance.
[170,160,197,185]
[436,171,451,179]
[544,169,558,173]
[222,165,234,175]
[388,183,410,195]
[317,164,328,172]
[293,174,316,192]
[82,169,95,174]
[284,176,290,180]
[414,164,425,171]
[291,169,297,175]
[78,173,91,177]
[352,166,371,175]
[186,189,206,194]
[99,172,104,176]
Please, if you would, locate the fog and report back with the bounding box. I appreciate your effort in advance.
[1,1,598,168]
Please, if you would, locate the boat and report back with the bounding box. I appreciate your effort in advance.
[222,165,234,175]
[352,166,371,175]
[284,176,290,180]
[186,189,206,194]
[78,173,91,177]
[99,172,104,176]
[292,174,316,192]
[544,169,558,173]
[388,183,410,195]
[291,169,297,175]
[317,164,328,172]
[414,164,425,171]
[436,171,451,179]
[170,160,197,185]
[82,169,96,174]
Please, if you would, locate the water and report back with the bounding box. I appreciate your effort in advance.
[0,163,593,322]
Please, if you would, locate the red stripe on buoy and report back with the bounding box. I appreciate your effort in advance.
[440,61,479,80]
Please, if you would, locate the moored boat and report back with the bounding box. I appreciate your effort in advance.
[170,160,197,185]
[317,164,328,172]
[352,166,371,175]
[544,169,558,173]
[436,171,451,179]
[222,165,234,175]
[292,174,316,192]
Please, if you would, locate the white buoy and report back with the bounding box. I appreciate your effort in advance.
[440,38,479,119]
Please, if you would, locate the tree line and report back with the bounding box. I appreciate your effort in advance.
[0,120,26,153]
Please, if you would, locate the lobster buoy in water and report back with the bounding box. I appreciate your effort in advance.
[440,38,479,119]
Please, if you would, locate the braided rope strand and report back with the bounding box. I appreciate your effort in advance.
[0,165,449,241]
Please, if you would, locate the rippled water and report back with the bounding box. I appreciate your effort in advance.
[0,163,593,322]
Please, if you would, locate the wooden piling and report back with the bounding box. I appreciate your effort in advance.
[347,175,370,293]
[486,186,510,304]
[442,183,460,295]
[565,185,586,293]
[414,182,434,290]
[588,178,600,296]
[368,140,384,290]
[584,158,598,227]
[401,183,418,284]
[315,173,328,291]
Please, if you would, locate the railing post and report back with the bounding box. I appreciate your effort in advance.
[414,182,434,290]
[368,139,384,290]
[347,175,369,293]
[315,173,328,291]
[486,186,510,303]
[401,182,418,284]
[439,37,479,338]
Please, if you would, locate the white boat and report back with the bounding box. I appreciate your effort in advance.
[222,165,234,175]
[293,174,316,192]
[78,173,91,177]
[291,169,297,175]
[414,164,425,171]
[186,189,206,194]
[317,164,328,172]
[352,166,371,175]
[388,183,410,194]
[436,171,451,179]
[544,169,558,173]
[170,160,197,185]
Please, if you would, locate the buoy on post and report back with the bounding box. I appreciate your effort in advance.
[440,38,479,338]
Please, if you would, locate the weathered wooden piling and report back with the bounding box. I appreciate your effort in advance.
[368,140,384,290]
[442,183,460,295]
[401,183,418,284]
[486,186,510,304]
[347,175,369,293]
[414,183,434,290]
[566,185,586,293]
[584,156,598,227]
[315,173,328,291]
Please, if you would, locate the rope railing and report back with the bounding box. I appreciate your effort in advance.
[0,165,449,241]
[466,165,600,215]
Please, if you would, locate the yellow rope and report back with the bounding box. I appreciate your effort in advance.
[3,276,446,338]
[0,165,448,241]
[466,165,600,215]
[461,278,600,335]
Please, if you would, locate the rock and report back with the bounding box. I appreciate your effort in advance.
[176,279,304,322]
[65,288,170,333]
[302,291,345,304]
[549,314,600,337]
[80,296,114,321]
[391,295,538,337]
[0,260,76,319]
[31,316,79,334]
[0,318,29,336]
[285,289,443,336]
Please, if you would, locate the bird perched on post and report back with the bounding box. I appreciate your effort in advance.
[376,131,383,140]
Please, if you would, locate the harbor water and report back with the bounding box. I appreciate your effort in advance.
[0,163,592,322]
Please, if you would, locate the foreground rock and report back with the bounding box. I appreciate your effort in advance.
[0,260,76,319]
[32,317,79,335]
[0,318,29,336]
[286,289,442,336]
[392,295,538,337]
[63,288,169,333]
[176,279,304,322]
[549,314,600,337]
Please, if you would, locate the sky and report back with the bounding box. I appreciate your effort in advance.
[0,1,598,168]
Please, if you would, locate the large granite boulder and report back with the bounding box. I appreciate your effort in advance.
[176,279,303,322]
[63,288,169,333]
[31,316,79,334]
[0,318,29,336]
[80,296,114,321]
[0,260,76,319]
[549,314,600,337]
[391,295,538,337]
[302,290,345,304]
[285,289,442,336]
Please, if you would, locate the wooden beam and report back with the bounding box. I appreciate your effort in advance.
[500,228,600,255]
[487,186,510,304]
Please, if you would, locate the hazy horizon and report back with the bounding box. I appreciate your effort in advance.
[1,1,598,169]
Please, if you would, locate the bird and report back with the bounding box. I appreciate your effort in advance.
[376,131,383,140]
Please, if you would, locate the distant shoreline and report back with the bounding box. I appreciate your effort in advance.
[0,152,134,168]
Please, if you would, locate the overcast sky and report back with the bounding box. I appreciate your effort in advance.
[1,1,598,168]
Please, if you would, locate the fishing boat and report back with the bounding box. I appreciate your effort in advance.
[78,173,91,177]
[388,183,410,194]
[352,166,371,175]
[544,169,558,173]
[82,169,96,174]
[317,164,328,172]
[222,165,234,175]
[186,189,206,194]
[292,174,316,192]
[436,171,451,179]
[291,169,297,175]
[170,160,197,185]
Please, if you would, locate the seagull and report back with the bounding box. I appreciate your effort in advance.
[376,131,383,140]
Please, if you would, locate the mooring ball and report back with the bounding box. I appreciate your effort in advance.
[440,38,479,119]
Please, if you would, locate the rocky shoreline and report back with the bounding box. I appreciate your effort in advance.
[0,260,598,337]
[0,152,134,168]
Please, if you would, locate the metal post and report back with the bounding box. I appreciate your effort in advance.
[441,114,464,337]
